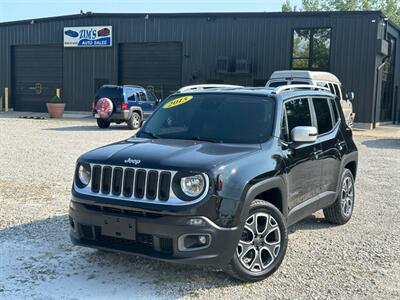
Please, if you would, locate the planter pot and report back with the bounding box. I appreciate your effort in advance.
[46,103,66,118]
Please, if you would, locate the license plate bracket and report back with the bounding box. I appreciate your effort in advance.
[101,216,136,240]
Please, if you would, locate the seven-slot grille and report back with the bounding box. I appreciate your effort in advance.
[90,165,172,201]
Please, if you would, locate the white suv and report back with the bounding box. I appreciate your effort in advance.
[266,70,355,127]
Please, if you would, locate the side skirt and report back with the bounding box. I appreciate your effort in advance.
[287,191,336,227]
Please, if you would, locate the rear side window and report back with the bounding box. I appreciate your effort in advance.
[312,98,333,134]
[285,98,312,139]
[125,88,136,101]
[333,84,341,99]
[328,83,335,94]
[268,81,288,88]
[330,98,340,124]
[291,81,310,85]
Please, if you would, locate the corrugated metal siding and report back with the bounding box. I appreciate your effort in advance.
[0,12,393,122]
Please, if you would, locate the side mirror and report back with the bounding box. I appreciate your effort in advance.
[291,126,318,143]
[346,92,355,102]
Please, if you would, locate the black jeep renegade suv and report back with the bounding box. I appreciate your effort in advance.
[69,87,358,281]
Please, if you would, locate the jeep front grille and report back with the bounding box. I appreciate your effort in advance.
[90,165,173,202]
[74,163,209,206]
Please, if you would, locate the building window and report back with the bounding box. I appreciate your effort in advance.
[291,28,331,71]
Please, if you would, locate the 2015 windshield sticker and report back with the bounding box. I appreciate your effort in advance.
[163,96,193,109]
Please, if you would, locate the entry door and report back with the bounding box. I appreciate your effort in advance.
[12,45,62,112]
[282,98,322,209]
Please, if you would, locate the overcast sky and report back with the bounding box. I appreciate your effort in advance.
[0,0,302,22]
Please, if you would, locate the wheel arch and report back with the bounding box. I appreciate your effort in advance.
[129,106,143,118]
[238,176,288,228]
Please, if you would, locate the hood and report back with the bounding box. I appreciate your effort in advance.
[79,137,261,172]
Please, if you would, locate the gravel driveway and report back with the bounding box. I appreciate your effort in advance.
[1,117,399,299]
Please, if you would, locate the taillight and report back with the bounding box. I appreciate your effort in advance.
[121,102,129,111]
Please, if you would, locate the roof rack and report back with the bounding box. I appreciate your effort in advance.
[272,84,331,94]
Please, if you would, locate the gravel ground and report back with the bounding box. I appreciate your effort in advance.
[0,117,399,299]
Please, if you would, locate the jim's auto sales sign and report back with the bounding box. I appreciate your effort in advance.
[64,26,112,47]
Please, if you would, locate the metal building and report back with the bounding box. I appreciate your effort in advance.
[0,11,399,128]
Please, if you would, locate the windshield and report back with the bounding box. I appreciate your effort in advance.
[138,93,275,144]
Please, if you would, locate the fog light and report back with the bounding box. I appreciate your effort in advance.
[178,233,211,251]
[186,218,206,226]
[198,235,207,244]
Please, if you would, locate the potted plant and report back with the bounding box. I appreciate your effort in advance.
[46,95,66,118]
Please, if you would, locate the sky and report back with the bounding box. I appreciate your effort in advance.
[0,0,302,22]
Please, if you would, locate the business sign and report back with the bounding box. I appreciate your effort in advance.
[64,26,112,47]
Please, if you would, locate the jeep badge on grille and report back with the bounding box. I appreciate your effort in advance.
[124,158,141,165]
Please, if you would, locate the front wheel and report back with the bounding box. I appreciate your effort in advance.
[225,200,288,282]
[127,112,141,130]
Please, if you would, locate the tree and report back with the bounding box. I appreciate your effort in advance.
[281,0,400,25]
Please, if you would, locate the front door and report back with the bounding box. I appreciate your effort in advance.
[281,97,322,210]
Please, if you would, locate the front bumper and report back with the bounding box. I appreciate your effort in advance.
[69,200,240,266]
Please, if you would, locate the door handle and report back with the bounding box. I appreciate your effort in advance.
[336,141,346,151]
[312,149,322,159]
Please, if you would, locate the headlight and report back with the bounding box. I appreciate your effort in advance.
[77,163,91,187]
[180,174,205,197]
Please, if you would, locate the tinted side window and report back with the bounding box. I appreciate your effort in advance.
[291,81,310,85]
[330,98,340,124]
[328,83,335,94]
[340,86,347,100]
[333,84,341,99]
[313,98,333,134]
[126,88,136,101]
[269,81,288,88]
[285,98,312,138]
[138,91,147,101]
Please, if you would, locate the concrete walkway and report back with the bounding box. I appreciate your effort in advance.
[0,110,92,120]
[353,124,400,139]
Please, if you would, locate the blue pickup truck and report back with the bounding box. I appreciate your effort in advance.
[93,85,159,130]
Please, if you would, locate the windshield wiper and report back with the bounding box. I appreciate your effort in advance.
[189,136,221,143]
[138,130,159,139]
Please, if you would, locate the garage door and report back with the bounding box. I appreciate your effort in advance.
[12,45,62,112]
[119,42,182,99]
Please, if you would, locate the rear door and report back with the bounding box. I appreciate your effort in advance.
[311,97,343,194]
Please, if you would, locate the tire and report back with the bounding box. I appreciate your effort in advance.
[127,112,141,130]
[323,169,355,225]
[96,118,110,129]
[224,200,288,282]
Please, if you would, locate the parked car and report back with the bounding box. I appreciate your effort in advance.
[93,85,159,130]
[175,84,243,94]
[266,70,355,127]
[71,85,358,281]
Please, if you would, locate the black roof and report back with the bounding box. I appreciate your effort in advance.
[0,10,387,27]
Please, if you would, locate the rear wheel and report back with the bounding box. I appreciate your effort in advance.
[225,200,288,282]
[127,112,141,130]
[96,118,110,129]
[323,169,355,225]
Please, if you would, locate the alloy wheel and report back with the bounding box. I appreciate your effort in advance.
[132,115,140,128]
[236,212,281,272]
[341,176,354,217]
